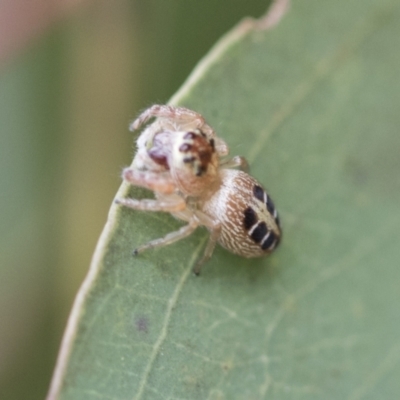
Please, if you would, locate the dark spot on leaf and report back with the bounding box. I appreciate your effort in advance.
[135,316,149,333]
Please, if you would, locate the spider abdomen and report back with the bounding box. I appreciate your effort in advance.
[202,169,281,258]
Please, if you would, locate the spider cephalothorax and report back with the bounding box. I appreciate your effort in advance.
[115,105,281,274]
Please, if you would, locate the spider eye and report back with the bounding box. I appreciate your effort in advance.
[183,131,196,140]
[195,165,207,177]
[183,156,196,164]
[209,138,215,150]
[148,147,169,168]
[179,143,192,152]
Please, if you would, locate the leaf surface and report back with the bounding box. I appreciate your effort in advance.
[49,0,400,399]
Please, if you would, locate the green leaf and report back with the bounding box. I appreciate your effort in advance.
[48,0,400,399]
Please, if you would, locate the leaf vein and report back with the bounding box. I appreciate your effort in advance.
[132,241,205,400]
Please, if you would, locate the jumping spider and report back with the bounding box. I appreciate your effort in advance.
[115,105,281,275]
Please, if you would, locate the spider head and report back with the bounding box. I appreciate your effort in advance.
[171,130,220,196]
[172,130,217,175]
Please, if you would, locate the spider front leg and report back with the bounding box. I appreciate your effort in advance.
[115,197,186,212]
[130,105,168,131]
[130,105,206,132]
[116,167,186,212]
[122,168,175,194]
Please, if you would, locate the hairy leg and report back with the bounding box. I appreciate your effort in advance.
[134,217,198,254]
[130,105,205,131]
[115,197,185,212]
[220,155,249,172]
[130,105,221,145]
[192,211,222,275]
[122,168,175,194]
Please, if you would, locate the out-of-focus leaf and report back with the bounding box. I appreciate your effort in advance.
[48,0,400,399]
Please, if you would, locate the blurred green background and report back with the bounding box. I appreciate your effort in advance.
[0,1,270,399]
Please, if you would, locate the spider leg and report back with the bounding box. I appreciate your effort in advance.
[122,168,175,194]
[192,211,222,275]
[115,197,185,212]
[130,105,220,142]
[130,105,206,131]
[220,155,249,172]
[130,105,169,131]
[214,137,230,157]
[134,217,198,255]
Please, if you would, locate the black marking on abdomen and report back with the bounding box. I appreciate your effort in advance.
[243,207,257,230]
[266,195,281,229]
[250,221,268,243]
[261,231,276,250]
[253,185,265,202]
[266,196,275,215]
